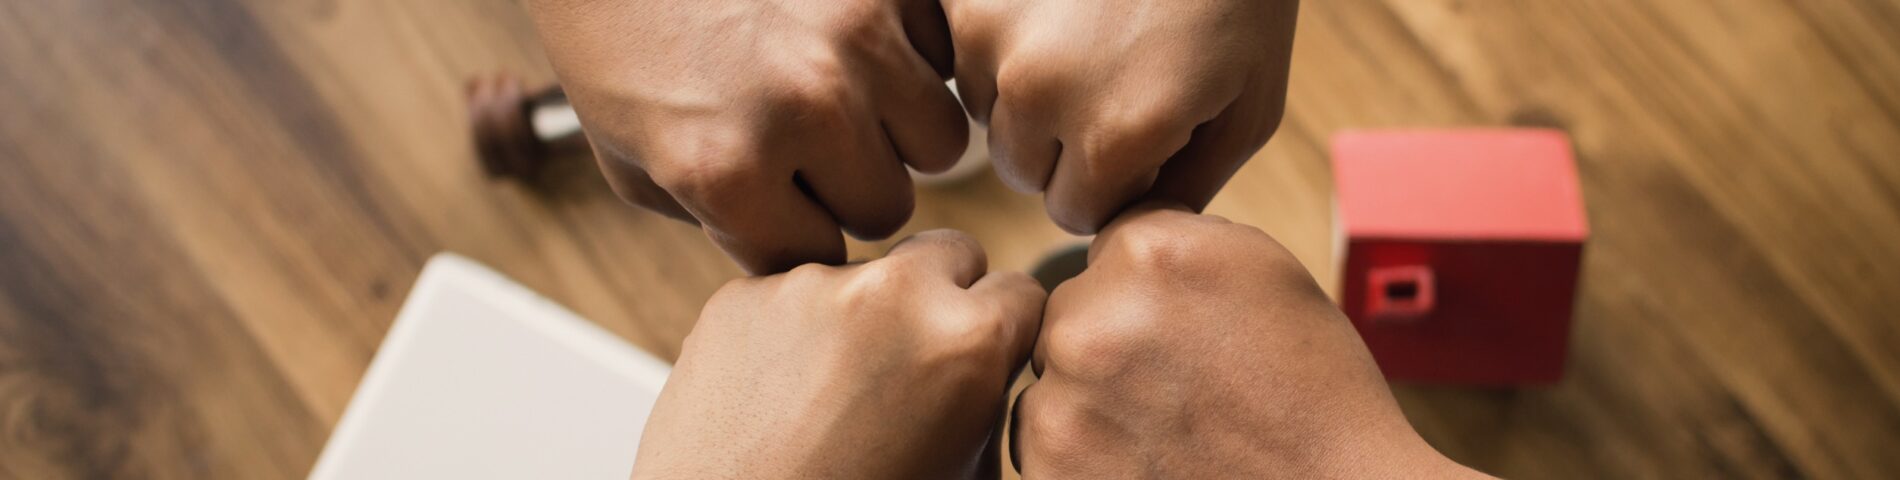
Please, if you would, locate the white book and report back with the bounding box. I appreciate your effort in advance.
[310,253,672,480]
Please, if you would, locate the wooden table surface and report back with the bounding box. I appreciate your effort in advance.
[3,0,1897,478]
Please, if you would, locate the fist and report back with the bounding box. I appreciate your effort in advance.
[1011,204,1485,478]
[632,230,1045,479]
[527,0,969,274]
[944,0,1300,233]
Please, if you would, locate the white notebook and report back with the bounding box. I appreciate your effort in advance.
[309,253,672,480]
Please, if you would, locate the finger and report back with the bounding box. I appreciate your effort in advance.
[1042,112,1196,234]
[883,229,987,288]
[659,157,846,275]
[943,0,1002,123]
[876,48,969,174]
[595,157,696,223]
[1030,272,1096,378]
[972,387,1009,480]
[795,117,916,240]
[1143,10,1294,210]
[1030,257,1113,378]
[986,94,1061,195]
[970,270,1047,375]
[1083,200,1196,266]
[952,68,998,123]
[896,0,955,76]
[1144,88,1286,211]
[1007,382,1041,474]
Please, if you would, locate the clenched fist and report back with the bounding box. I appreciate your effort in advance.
[944,0,1300,233]
[1012,203,1486,478]
[632,230,1044,479]
[526,0,969,274]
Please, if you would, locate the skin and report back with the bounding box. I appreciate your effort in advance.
[943,0,1301,234]
[533,1,1467,474]
[631,230,1044,479]
[1011,202,1487,478]
[529,0,1301,271]
[525,0,968,274]
[631,205,1487,478]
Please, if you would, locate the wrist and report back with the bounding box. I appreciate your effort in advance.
[1302,427,1487,479]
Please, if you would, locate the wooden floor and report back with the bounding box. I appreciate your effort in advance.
[2,0,1897,478]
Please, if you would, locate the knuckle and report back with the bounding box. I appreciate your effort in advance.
[829,10,892,51]
[1108,217,1310,287]
[594,160,652,203]
[1106,219,1210,273]
[992,65,1029,100]
[917,303,1019,375]
[1044,314,1149,380]
[781,262,835,287]
[1071,109,1189,177]
[1103,106,1184,150]
[914,229,984,260]
[1068,137,1125,182]
[938,307,1010,359]
[993,63,1060,112]
[646,138,758,202]
[1018,394,1095,465]
[770,70,855,127]
[835,263,898,307]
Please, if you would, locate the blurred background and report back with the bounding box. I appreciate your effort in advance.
[2,0,1897,478]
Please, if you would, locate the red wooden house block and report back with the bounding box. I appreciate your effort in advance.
[1332,129,1588,385]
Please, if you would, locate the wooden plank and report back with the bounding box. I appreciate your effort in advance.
[1,0,1896,478]
[0,64,326,479]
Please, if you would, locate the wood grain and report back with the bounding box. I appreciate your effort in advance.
[1,0,1896,478]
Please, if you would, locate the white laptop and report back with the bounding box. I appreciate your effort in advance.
[309,253,672,480]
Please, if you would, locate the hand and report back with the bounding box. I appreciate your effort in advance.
[632,230,1044,479]
[526,0,969,274]
[942,0,1299,234]
[1011,203,1486,478]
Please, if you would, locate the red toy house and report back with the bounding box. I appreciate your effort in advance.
[1332,129,1588,385]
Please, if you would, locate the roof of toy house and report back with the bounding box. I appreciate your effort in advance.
[1332,129,1589,241]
